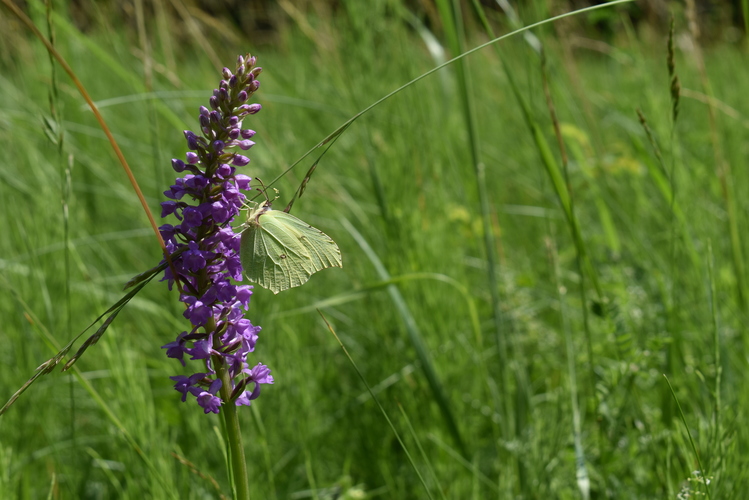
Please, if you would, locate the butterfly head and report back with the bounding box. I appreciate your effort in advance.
[242,201,273,229]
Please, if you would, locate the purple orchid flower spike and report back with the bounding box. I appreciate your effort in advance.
[159,54,273,412]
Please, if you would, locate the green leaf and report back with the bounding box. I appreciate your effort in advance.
[240,204,342,294]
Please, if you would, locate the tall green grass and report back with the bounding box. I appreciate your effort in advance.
[1,1,748,498]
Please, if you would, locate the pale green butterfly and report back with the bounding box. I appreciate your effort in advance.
[239,202,342,294]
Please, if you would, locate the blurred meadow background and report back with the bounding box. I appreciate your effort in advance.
[2,0,749,498]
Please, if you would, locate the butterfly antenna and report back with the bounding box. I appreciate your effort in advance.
[252,178,276,207]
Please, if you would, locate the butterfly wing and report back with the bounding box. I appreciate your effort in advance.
[266,211,342,274]
[240,209,342,294]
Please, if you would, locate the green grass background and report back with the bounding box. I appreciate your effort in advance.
[2,0,749,498]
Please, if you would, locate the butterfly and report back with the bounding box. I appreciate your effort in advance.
[239,202,342,294]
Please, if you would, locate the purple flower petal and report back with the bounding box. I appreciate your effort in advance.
[162,332,189,367]
[196,391,222,414]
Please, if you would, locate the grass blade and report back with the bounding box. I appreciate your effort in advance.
[664,374,712,500]
[318,311,435,500]
[341,217,467,456]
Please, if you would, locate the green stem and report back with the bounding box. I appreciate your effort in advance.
[440,0,511,442]
[663,375,712,500]
[207,309,249,499]
[217,358,250,500]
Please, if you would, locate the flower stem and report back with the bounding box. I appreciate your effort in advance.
[216,353,250,499]
[206,307,250,500]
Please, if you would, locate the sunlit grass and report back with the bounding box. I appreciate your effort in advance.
[1,2,748,498]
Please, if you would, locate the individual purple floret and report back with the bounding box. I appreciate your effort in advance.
[159,54,273,413]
